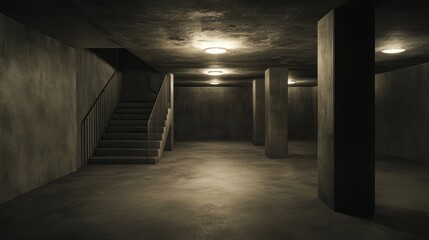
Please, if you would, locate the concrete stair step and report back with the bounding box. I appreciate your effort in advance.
[106,126,147,133]
[95,148,158,156]
[90,156,158,164]
[117,102,154,108]
[101,133,162,140]
[109,119,148,126]
[105,126,164,133]
[99,140,160,148]
[114,108,152,114]
[111,114,150,120]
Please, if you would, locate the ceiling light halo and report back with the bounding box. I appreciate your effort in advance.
[381,48,406,54]
[207,70,224,76]
[204,47,228,54]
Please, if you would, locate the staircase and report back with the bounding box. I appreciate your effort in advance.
[89,101,167,164]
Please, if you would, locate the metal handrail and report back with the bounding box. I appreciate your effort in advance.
[80,71,123,166]
[82,71,118,121]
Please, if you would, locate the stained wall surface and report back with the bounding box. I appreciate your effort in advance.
[175,85,318,141]
[375,62,429,163]
[75,49,117,168]
[288,87,317,140]
[121,70,164,102]
[0,14,77,204]
[76,50,116,123]
[175,86,252,140]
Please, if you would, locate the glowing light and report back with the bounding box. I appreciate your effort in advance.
[192,34,244,50]
[207,70,223,76]
[210,81,221,85]
[381,48,406,54]
[204,47,228,54]
[288,80,296,85]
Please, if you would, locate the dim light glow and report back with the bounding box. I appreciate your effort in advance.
[207,70,224,76]
[210,81,221,85]
[204,47,228,54]
[382,48,406,54]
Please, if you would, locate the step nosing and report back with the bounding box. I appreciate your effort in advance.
[100,140,160,142]
[97,148,159,150]
[91,156,157,159]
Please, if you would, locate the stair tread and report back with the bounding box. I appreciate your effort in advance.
[100,140,160,142]
[96,148,159,150]
[106,126,147,128]
[104,132,157,134]
[110,119,148,121]
[107,126,150,128]
[116,107,153,109]
[119,101,155,103]
[112,114,149,116]
[107,126,148,128]
[91,156,157,159]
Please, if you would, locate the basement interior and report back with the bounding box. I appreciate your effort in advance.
[1,0,429,239]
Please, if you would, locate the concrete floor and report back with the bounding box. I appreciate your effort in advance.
[0,141,428,240]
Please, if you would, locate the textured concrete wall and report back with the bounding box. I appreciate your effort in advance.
[175,86,252,140]
[312,86,318,140]
[0,14,77,204]
[76,50,116,123]
[76,49,117,168]
[252,79,265,145]
[288,87,316,140]
[121,70,164,102]
[375,62,429,163]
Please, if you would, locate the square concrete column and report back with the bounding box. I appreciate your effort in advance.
[265,68,288,158]
[318,0,374,217]
[253,79,265,146]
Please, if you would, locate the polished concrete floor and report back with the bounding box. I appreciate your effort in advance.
[0,141,428,240]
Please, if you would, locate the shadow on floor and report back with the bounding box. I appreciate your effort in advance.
[373,204,429,239]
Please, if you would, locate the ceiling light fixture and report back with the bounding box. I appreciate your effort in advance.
[204,47,228,54]
[381,48,406,54]
[207,70,223,76]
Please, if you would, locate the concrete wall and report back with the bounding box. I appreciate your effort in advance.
[76,50,116,123]
[120,50,163,102]
[375,62,429,163]
[0,14,120,203]
[76,49,117,168]
[121,70,163,102]
[288,87,317,140]
[175,86,252,140]
[0,14,77,204]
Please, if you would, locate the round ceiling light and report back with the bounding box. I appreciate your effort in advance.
[381,48,406,54]
[204,47,228,54]
[210,81,221,85]
[207,70,223,76]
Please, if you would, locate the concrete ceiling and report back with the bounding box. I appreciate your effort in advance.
[2,0,429,85]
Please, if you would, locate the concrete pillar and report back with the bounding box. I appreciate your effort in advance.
[165,73,174,151]
[253,79,265,146]
[265,68,288,158]
[318,0,374,217]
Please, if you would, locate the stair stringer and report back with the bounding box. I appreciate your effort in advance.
[149,108,173,164]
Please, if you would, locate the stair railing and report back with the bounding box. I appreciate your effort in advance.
[81,71,123,166]
[147,74,171,162]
